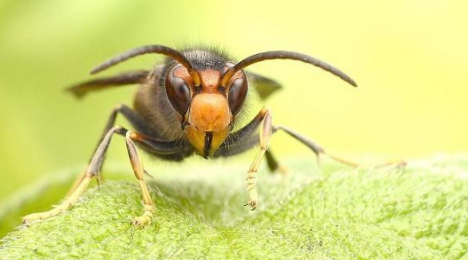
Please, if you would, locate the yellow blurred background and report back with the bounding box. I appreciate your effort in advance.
[0,0,467,205]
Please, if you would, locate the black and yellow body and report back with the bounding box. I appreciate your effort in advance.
[22,45,358,226]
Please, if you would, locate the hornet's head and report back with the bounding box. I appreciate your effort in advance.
[165,64,247,158]
[89,45,357,158]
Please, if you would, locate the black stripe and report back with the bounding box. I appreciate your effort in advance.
[204,132,213,158]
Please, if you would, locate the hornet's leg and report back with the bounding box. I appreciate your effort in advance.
[215,110,288,175]
[124,131,154,226]
[273,125,406,168]
[273,125,360,167]
[22,126,125,225]
[217,111,362,168]
[23,124,186,226]
[244,107,273,210]
[66,104,154,197]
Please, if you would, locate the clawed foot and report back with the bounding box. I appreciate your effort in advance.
[244,199,258,211]
[131,204,155,227]
[22,213,43,226]
[131,215,152,227]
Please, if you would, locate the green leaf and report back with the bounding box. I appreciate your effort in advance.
[1,157,468,259]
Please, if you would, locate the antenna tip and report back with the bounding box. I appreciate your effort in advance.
[344,76,358,87]
[89,67,101,75]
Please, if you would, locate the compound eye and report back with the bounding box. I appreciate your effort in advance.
[166,75,191,115]
[228,77,248,116]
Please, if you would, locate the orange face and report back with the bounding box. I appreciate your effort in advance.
[165,65,247,157]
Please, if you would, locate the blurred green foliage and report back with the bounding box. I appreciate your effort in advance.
[1,157,468,259]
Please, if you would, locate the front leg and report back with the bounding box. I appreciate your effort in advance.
[22,124,186,226]
[244,107,273,210]
[124,131,155,226]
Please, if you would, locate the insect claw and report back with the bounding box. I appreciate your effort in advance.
[22,219,30,226]
[95,174,103,190]
[131,214,153,227]
[244,200,258,210]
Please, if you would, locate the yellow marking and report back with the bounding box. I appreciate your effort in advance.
[221,69,235,87]
[190,70,201,86]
